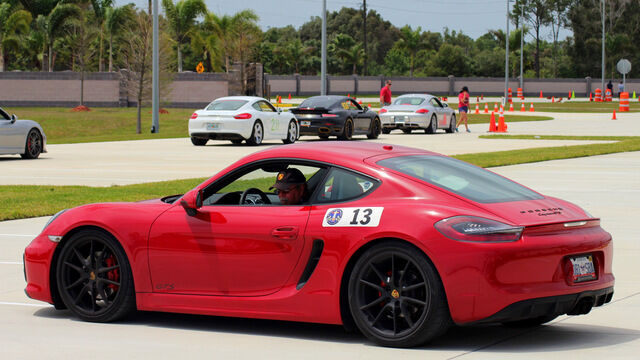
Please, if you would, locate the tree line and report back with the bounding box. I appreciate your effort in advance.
[0,0,637,79]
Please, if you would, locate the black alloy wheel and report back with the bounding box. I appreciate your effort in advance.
[191,136,208,146]
[348,242,451,347]
[21,129,42,159]
[367,117,381,139]
[425,115,438,134]
[56,230,136,322]
[282,120,298,144]
[338,118,354,140]
[446,114,456,133]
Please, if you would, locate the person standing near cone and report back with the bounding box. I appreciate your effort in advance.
[455,86,470,132]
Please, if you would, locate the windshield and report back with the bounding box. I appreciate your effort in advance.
[205,100,248,111]
[299,97,337,108]
[378,155,544,203]
[393,97,425,106]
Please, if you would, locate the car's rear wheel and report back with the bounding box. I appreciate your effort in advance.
[21,129,42,159]
[402,129,412,134]
[425,115,437,134]
[348,242,451,347]
[445,114,456,133]
[367,117,381,139]
[246,121,264,145]
[191,136,208,146]
[282,120,297,144]
[338,118,354,140]
[56,230,136,322]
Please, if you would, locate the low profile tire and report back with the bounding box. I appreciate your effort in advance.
[56,230,136,322]
[191,136,208,146]
[402,129,412,134]
[348,242,451,347]
[282,120,298,144]
[230,139,243,144]
[425,115,437,134]
[382,128,391,134]
[445,114,456,133]
[367,117,381,139]
[246,120,264,146]
[502,315,558,328]
[338,118,354,140]
[21,129,42,159]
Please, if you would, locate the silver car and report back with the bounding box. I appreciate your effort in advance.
[0,107,47,159]
[379,94,456,134]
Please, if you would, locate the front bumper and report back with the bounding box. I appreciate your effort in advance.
[24,233,59,304]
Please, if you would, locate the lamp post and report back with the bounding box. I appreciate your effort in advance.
[504,0,510,103]
[520,1,524,91]
[321,0,327,95]
[601,0,605,100]
[151,0,159,133]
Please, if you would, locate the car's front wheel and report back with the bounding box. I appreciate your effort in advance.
[246,121,264,145]
[348,242,451,347]
[282,120,297,144]
[21,129,42,159]
[56,229,136,322]
[191,137,208,146]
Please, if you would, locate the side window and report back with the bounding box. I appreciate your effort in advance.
[430,98,442,108]
[259,101,276,112]
[252,102,262,111]
[0,108,9,120]
[340,101,350,110]
[314,168,378,203]
[349,100,361,110]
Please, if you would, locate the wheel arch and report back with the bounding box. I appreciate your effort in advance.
[338,236,449,332]
[49,225,136,310]
[22,127,43,155]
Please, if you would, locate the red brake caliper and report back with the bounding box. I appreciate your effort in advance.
[105,256,120,291]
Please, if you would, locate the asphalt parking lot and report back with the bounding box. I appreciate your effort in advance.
[1,111,639,358]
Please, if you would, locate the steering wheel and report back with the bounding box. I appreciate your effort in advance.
[239,188,271,205]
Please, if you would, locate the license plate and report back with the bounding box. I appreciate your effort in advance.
[394,116,405,124]
[570,255,596,283]
[300,121,311,126]
[206,123,220,130]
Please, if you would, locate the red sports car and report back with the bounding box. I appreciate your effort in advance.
[24,142,614,347]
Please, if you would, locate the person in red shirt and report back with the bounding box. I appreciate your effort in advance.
[380,80,392,106]
[455,86,470,132]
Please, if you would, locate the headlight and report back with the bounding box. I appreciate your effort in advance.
[42,209,68,232]
[434,216,523,243]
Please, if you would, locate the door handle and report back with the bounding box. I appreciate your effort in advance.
[271,226,299,240]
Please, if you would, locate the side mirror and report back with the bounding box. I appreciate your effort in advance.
[180,189,203,216]
[442,103,449,108]
[363,106,369,112]
[10,114,17,124]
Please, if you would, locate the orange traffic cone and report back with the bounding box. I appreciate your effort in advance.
[497,111,507,132]
[288,93,291,100]
[347,93,350,98]
[589,93,593,102]
[509,103,514,111]
[520,103,525,112]
[568,91,571,99]
[483,103,489,113]
[500,105,504,113]
[489,112,497,132]
[552,96,555,103]
[612,110,617,120]
[529,103,535,112]
[494,103,498,112]
[474,104,480,114]
[540,91,543,98]
[358,100,362,104]
[277,95,282,104]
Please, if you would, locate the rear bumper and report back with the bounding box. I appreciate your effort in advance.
[297,117,345,136]
[380,114,428,129]
[466,286,614,325]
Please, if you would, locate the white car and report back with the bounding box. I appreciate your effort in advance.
[188,96,299,146]
[379,94,456,134]
[0,107,47,159]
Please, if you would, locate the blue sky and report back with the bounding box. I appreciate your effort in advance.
[117,0,570,40]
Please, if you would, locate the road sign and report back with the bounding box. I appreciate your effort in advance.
[617,59,631,75]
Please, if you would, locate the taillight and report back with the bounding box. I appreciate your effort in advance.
[234,113,252,119]
[434,216,523,242]
[379,109,388,114]
[322,114,338,117]
[415,108,429,114]
[190,113,198,119]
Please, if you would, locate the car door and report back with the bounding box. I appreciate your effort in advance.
[147,163,318,296]
[0,110,23,153]
[430,98,447,128]
[257,100,281,139]
[348,99,370,132]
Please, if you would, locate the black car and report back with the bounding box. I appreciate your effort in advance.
[290,96,381,140]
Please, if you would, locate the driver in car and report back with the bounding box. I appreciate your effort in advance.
[271,168,308,205]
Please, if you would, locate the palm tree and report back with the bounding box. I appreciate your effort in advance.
[0,3,32,72]
[190,19,222,72]
[37,3,81,71]
[90,0,113,72]
[397,26,424,77]
[161,0,207,72]
[105,4,134,72]
[329,33,364,74]
[208,10,258,73]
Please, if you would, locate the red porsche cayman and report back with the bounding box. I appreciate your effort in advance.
[24,142,614,347]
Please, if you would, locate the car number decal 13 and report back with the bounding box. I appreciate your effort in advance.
[322,207,383,227]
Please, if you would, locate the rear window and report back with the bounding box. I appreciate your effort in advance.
[299,97,337,109]
[393,97,425,105]
[377,155,544,203]
[206,100,247,111]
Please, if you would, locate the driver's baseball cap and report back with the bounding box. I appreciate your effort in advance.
[271,168,306,191]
